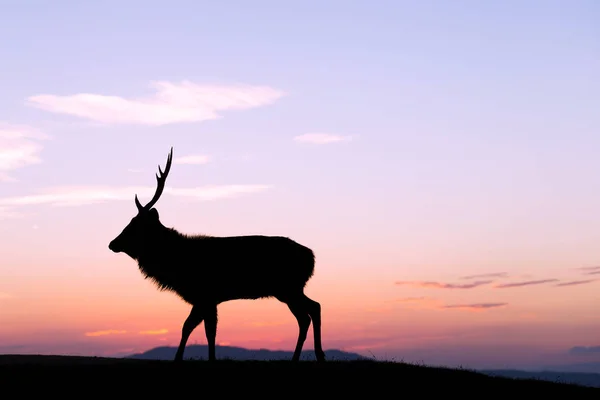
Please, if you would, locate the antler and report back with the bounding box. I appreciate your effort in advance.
[135,147,173,211]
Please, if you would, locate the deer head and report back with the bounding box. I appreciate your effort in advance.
[108,147,173,259]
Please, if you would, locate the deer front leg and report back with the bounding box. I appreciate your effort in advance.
[174,306,204,362]
[204,304,218,361]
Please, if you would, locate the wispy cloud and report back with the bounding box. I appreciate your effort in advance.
[395,297,506,312]
[293,133,352,144]
[0,206,26,220]
[139,329,168,335]
[85,330,127,337]
[441,303,507,311]
[395,280,492,289]
[0,123,48,182]
[0,292,12,299]
[577,266,600,272]
[494,279,558,288]
[577,266,600,276]
[460,272,508,280]
[26,81,285,126]
[174,154,211,165]
[0,184,271,208]
[555,279,596,287]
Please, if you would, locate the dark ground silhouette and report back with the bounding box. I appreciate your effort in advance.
[108,147,324,362]
[0,354,597,396]
[127,344,600,388]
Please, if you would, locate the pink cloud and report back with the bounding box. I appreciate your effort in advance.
[577,266,600,272]
[395,297,507,312]
[395,280,493,289]
[0,184,271,207]
[26,81,285,126]
[460,272,508,280]
[0,122,48,182]
[441,303,507,312]
[555,280,596,287]
[494,279,558,288]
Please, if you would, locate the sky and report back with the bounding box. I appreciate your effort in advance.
[0,0,599,370]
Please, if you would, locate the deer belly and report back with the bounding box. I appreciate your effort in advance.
[211,273,299,301]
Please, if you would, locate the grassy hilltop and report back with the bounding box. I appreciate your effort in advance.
[0,355,598,397]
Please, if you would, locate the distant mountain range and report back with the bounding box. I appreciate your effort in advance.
[481,369,600,389]
[127,345,369,362]
[126,345,600,388]
[540,362,600,374]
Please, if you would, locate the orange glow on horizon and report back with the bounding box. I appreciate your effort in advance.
[85,330,127,337]
[139,329,169,335]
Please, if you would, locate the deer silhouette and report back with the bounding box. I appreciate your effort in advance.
[108,147,325,362]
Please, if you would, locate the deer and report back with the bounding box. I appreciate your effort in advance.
[108,147,325,363]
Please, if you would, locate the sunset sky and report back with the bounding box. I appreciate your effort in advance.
[1,1,599,370]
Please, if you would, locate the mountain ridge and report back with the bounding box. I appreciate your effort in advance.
[127,344,367,361]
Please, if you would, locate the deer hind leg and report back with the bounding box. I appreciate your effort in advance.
[303,294,325,362]
[174,306,204,362]
[204,305,218,361]
[279,295,311,362]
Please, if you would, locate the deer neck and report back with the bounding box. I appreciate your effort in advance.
[135,225,173,266]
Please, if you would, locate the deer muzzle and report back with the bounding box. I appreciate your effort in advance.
[108,238,121,253]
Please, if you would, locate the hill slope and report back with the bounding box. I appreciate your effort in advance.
[129,345,600,388]
[0,354,597,396]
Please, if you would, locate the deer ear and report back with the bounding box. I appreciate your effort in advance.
[149,208,160,220]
